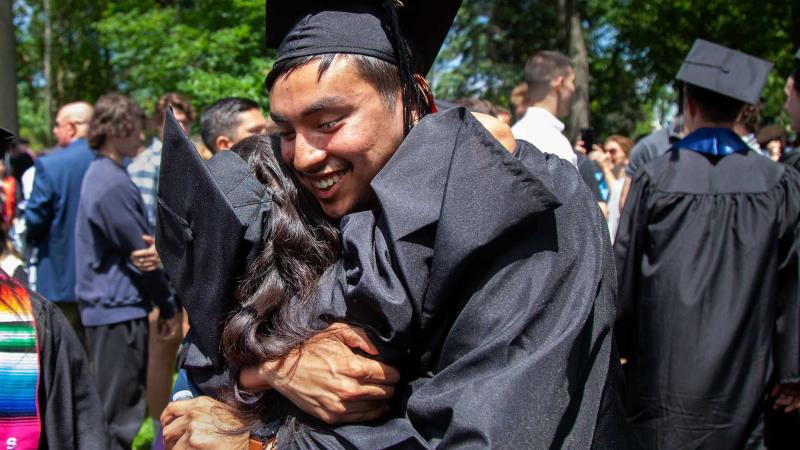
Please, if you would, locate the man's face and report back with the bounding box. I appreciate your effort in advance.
[118,126,144,159]
[555,68,576,118]
[270,57,405,218]
[219,109,269,151]
[160,109,192,139]
[785,77,800,132]
[52,113,77,147]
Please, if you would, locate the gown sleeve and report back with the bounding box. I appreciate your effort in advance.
[35,296,108,450]
[774,168,800,384]
[612,170,651,360]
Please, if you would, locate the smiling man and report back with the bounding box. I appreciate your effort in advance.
[160,1,627,448]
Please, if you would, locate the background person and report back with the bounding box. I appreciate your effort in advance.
[24,101,94,335]
[199,97,269,154]
[76,93,178,450]
[615,40,800,448]
[511,50,578,167]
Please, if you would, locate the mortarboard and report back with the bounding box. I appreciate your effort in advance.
[0,128,15,155]
[676,39,772,105]
[156,109,271,367]
[267,0,462,76]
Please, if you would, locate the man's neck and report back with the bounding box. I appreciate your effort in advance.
[732,122,752,138]
[98,146,126,166]
[530,96,558,119]
[686,120,735,134]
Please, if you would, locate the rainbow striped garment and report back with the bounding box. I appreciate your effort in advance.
[0,274,40,450]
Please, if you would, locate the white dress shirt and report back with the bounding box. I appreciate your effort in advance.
[512,107,578,167]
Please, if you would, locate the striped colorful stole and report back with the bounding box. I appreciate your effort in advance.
[0,276,40,450]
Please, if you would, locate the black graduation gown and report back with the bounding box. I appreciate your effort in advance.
[279,108,628,449]
[614,148,800,449]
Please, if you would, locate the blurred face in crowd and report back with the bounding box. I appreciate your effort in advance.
[785,76,800,132]
[216,108,270,151]
[111,124,144,160]
[604,139,628,167]
[555,67,576,118]
[53,103,92,147]
[766,139,783,161]
[270,56,405,219]
[172,108,193,135]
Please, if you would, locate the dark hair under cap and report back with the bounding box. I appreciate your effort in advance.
[267,1,461,76]
[266,1,460,134]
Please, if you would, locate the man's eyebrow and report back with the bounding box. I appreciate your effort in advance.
[270,113,289,124]
[301,96,347,118]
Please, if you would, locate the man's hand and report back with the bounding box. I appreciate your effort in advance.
[161,396,250,450]
[157,316,180,342]
[772,383,800,413]
[131,234,160,272]
[239,323,400,425]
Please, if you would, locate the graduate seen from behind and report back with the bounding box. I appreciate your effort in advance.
[159,0,627,448]
[615,40,800,449]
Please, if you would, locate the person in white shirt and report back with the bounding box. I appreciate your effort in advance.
[511,50,578,167]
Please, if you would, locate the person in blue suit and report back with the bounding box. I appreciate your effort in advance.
[24,101,95,335]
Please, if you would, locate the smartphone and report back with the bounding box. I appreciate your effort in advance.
[580,127,595,151]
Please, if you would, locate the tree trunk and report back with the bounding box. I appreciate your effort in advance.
[0,0,18,133]
[43,0,53,142]
[567,3,590,143]
[793,0,800,50]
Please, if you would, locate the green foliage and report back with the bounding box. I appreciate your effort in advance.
[15,0,271,148]
[594,0,796,122]
[432,0,800,138]
[14,0,114,147]
[432,0,564,107]
[96,0,272,121]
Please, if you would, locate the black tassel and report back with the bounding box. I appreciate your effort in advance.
[383,0,425,134]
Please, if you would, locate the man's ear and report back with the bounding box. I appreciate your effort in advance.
[67,122,79,141]
[214,135,233,152]
[551,76,564,90]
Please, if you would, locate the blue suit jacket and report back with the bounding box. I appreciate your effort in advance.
[25,138,95,302]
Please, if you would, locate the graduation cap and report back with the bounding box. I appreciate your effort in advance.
[0,128,15,155]
[267,0,461,76]
[676,39,773,104]
[156,108,271,367]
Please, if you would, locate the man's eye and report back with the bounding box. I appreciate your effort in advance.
[274,130,295,141]
[319,119,342,131]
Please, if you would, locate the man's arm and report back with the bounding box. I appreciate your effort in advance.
[771,169,800,411]
[162,324,399,448]
[24,161,55,240]
[613,171,650,359]
[95,184,175,318]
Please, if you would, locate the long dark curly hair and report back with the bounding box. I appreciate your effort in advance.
[221,134,339,404]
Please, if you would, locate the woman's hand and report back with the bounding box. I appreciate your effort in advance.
[239,323,400,424]
[161,396,250,450]
[131,234,161,272]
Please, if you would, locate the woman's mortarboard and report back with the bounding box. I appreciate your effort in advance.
[156,109,271,367]
[676,39,773,105]
[266,0,462,76]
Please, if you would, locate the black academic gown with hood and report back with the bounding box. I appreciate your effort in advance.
[615,146,800,449]
[272,107,628,449]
